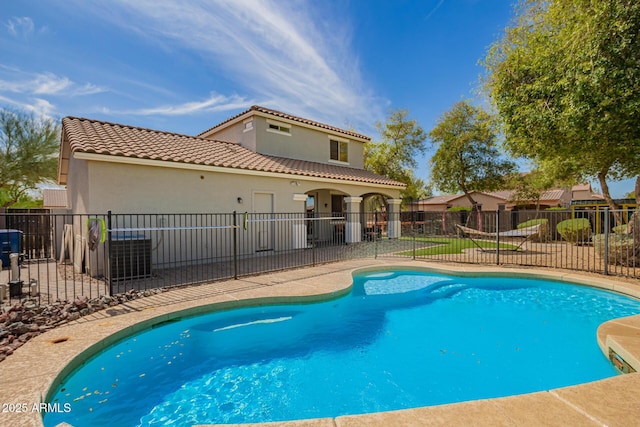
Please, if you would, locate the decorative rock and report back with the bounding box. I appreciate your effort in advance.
[7,311,22,323]
[8,322,31,335]
[0,286,167,364]
[8,340,23,350]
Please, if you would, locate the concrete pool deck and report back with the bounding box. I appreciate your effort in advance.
[2,258,640,427]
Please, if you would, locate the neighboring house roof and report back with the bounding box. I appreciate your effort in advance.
[572,183,592,192]
[58,117,403,187]
[42,188,68,208]
[198,105,371,141]
[414,192,509,206]
[486,190,512,201]
[413,188,569,206]
[537,189,567,201]
[414,194,462,205]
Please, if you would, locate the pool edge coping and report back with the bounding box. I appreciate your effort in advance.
[3,258,640,427]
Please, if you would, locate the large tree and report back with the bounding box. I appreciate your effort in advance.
[364,109,430,203]
[0,108,60,207]
[429,100,515,210]
[483,0,640,217]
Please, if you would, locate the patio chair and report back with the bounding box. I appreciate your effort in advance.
[455,223,542,252]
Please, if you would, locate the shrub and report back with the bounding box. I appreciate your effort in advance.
[613,224,628,234]
[517,218,549,242]
[593,233,639,266]
[556,218,592,245]
[517,218,547,228]
[447,206,471,212]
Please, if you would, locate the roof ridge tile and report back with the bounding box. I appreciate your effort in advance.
[197,105,371,141]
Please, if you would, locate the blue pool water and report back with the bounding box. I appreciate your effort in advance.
[45,271,640,426]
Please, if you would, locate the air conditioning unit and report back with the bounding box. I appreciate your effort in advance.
[109,233,152,281]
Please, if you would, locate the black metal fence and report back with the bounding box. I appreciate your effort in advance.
[1,208,639,306]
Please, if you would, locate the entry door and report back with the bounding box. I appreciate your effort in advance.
[253,192,274,251]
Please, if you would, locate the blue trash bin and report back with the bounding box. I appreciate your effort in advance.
[0,229,23,269]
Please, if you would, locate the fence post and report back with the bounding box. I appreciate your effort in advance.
[412,211,416,260]
[233,211,238,280]
[107,210,113,296]
[604,208,609,275]
[312,211,317,266]
[374,211,378,259]
[495,210,500,265]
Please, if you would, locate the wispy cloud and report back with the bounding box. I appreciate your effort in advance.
[424,0,445,22]
[0,93,56,119]
[124,92,252,116]
[26,98,56,118]
[32,73,72,94]
[0,67,107,119]
[79,0,382,130]
[0,69,107,96]
[6,16,35,37]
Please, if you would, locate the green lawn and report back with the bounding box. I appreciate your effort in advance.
[399,236,519,256]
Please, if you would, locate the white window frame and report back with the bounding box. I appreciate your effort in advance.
[243,118,254,133]
[329,135,349,164]
[266,119,291,136]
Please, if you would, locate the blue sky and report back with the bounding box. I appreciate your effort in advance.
[1,0,634,197]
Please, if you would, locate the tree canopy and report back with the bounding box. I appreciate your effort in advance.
[507,158,575,211]
[483,0,640,211]
[0,108,60,207]
[364,109,431,202]
[429,100,515,209]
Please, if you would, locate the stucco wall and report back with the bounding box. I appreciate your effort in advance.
[79,160,397,214]
[410,203,448,212]
[208,117,366,169]
[66,155,90,214]
[66,157,400,276]
[255,117,365,168]
[204,121,257,152]
[448,194,508,211]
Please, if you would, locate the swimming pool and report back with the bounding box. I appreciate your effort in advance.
[44,270,640,426]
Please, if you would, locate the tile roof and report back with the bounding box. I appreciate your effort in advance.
[572,183,592,191]
[538,189,567,201]
[413,188,569,205]
[60,117,403,187]
[486,190,513,200]
[198,105,371,141]
[489,189,571,202]
[413,194,460,205]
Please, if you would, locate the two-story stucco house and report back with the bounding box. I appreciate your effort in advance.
[58,106,405,252]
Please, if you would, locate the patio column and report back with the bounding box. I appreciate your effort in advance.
[387,198,402,239]
[292,194,309,249]
[344,197,362,244]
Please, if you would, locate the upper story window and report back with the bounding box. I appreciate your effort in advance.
[329,138,349,163]
[266,119,291,136]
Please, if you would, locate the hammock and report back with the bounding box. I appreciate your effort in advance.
[455,223,541,251]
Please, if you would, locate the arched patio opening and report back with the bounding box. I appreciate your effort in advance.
[300,189,403,245]
[359,192,402,241]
